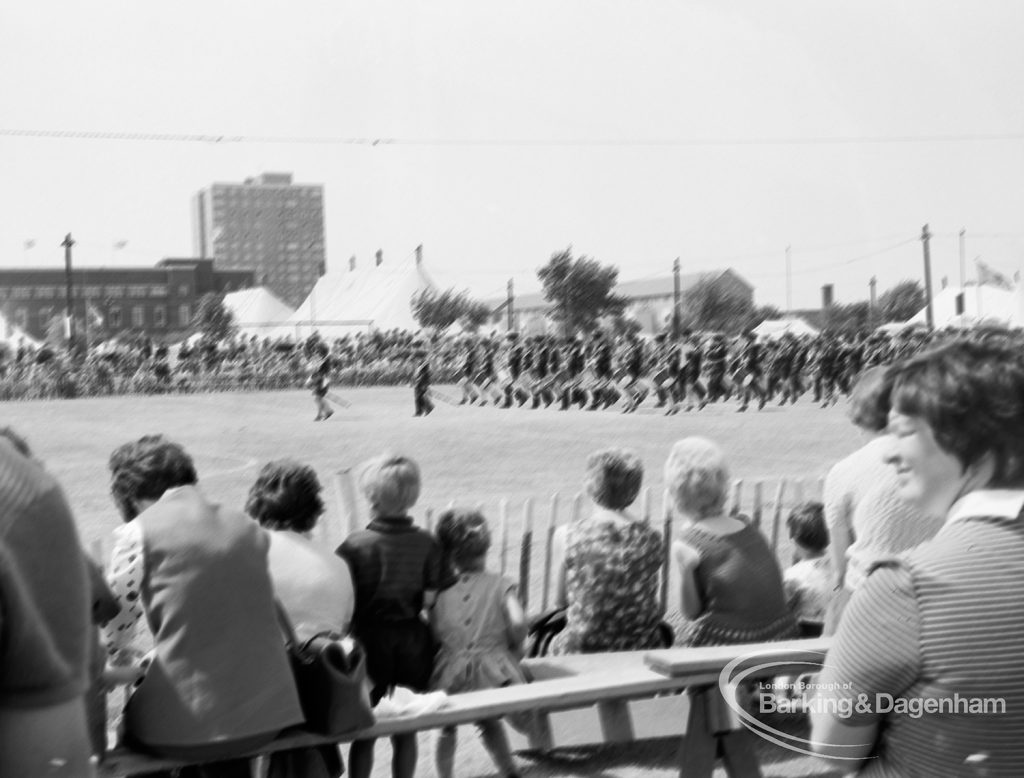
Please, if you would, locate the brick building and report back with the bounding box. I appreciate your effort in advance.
[192,172,326,308]
[0,258,253,343]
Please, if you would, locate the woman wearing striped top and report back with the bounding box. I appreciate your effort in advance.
[811,336,1024,776]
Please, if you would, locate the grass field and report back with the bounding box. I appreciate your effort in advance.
[4,386,860,777]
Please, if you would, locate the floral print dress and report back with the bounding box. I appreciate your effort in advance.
[551,510,665,654]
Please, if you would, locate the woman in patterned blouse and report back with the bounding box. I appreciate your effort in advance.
[550,448,665,654]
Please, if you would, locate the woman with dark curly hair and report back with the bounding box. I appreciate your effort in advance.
[246,460,354,643]
[811,336,1024,775]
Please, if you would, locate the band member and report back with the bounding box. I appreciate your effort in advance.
[559,336,586,410]
[500,333,529,408]
[649,333,675,409]
[413,345,434,417]
[584,331,615,410]
[736,331,767,412]
[619,333,648,413]
[457,338,480,404]
[307,357,334,421]
[529,336,556,409]
[679,331,708,411]
[703,333,730,404]
[475,340,502,406]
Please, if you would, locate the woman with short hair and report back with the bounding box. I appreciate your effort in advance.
[667,437,795,646]
[551,447,665,654]
[812,337,1024,775]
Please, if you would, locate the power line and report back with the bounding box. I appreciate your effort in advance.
[3,127,1024,147]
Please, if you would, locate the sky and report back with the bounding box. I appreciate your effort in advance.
[2,0,1023,310]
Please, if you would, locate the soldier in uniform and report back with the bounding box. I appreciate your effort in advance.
[559,336,586,410]
[703,333,730,404]
[619,333,648,413]
[457,338,480,405]
[736,332,767,412]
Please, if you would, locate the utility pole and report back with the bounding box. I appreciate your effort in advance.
[785,245,792,314]
[921,224,934,330]
[672,258,681,338]
[957,229,967,317]
[61,233,76,347]
[869,276,878,326]
[506,278,515,332]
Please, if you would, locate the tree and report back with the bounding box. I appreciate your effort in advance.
[680,275,755,335]
[537,248,626,335]
[459,300,493,333]
[192,293,237,342]
[822,301,871,336]
[878,280,924,323]
[411,288,491,332]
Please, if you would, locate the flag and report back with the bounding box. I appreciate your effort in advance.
[86,302,105,327]
[976,259,1014,291]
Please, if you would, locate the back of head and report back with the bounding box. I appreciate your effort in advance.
[848,365,895,432]
[109,435,197,521]
[584,448,644,511]
[435,508,491,571]
[664,437,729,519]
[245,459,324,533]
[786,501,829,553]
[359,453,421,517]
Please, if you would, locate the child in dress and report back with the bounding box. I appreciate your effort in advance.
[783,501,832,637]
[431,509,528,778]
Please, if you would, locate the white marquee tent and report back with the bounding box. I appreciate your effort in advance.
[223,287,295,338]
[0,311,41,351]
[752,317,819,340]
[274,249,437,339]
[906,282,1024,329]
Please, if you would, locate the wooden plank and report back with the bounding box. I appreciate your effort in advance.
[768,479,787,555]
[751,481,764,530]
[498,498,510,577]
[660,488,672,614]
[729,478,743,517]
[333,468,361,538]
[644,637,831,679]
[540,493,559,613]
[518,498,534,611]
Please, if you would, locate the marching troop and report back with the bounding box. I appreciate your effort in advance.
[450,327,933,414]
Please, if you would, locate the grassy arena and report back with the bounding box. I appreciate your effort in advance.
[8,387,859,777]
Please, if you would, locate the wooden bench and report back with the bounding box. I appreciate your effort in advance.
[98,638,830,778]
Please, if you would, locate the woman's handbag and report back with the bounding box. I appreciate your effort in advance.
[276,604,375,736]
[526,606,676,658]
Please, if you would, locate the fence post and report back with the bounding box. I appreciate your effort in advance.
[518,498,534,612]
[640,487,651,523]
[498,499,510,577]
[425,507,434,533]
[333,469,362,540]
[751,481,764,530]
[729,479,744,517]
[792,479,805,507]
[660,489,673,614]
[540,493,559,613]
[768,478,788,555]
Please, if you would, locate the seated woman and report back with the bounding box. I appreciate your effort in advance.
[550,447,665,654]
[246,460,357,778]
[246,459,354,642]
[103,435,303,778]
[812,336,1024,776]
[666,437,796,646]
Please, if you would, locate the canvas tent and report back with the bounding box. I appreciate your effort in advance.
[752,317,819,340]
[223,287,295,338]
[0,310,42,351]
[906,283,1024,329]
[274,249,437,339]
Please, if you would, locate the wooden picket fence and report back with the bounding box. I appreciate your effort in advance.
[321,471,826,616]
